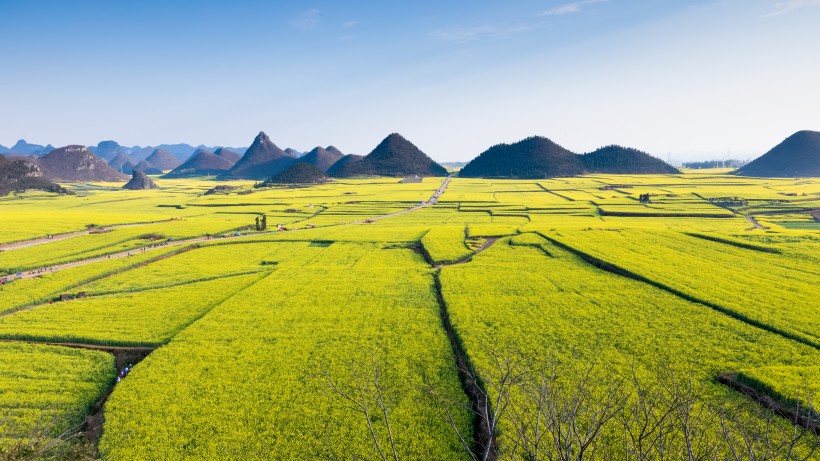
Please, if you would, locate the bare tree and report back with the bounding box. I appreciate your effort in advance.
[0,407,95,461]
[317,353,400,461]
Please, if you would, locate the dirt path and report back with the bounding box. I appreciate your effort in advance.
[718,372,819,434]
[0,219,178,251]
[436,237,499,268]
[745,215,766,229]
[15,236,222,280]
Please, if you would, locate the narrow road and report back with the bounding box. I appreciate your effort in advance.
[366,175,451,223]
[0,220,178,251]
[14,234,235,280]
[745,215,766,229]
[12,176,452,280]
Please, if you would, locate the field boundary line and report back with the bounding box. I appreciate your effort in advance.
[536,232,820,351]
[717,372,820,434]
[433,270,498,460]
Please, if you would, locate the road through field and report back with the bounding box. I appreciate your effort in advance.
[0,219,179,251]
[13,177,452,280]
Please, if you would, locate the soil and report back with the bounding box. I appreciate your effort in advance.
[0,219,177,251]
[436,238,499,268]
[433,273,497,460]
[717,373,819,435]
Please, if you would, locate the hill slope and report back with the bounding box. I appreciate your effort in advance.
[299,146,344,172]
[330,133,446,177]
[263,162,329,184]
[0,156,66,195]
[108,153,134,173]
[459,136,582,178]
[326,154,365,177]
[460,137,679,178]
[163,149,235,178]
[37,146,127,182]
[581,145,680,174]
[213,147,242,165]
[131,160,163,175]
[734,130,820,177]
[221,132,295,180]
[145,148,182,170]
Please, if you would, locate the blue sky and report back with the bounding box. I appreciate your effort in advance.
[1,0,819,161]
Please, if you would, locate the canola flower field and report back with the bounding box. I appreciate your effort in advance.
[0,172,818,459]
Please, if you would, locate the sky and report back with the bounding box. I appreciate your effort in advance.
[1,0,819,162]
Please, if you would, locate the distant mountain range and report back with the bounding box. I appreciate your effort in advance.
[3,129,818,195]
[734,130,820,177]
[0,140,55,156]
[0,139,249,163]
[459,136,679,178]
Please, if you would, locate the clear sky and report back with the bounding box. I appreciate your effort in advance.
[1,0,819,162]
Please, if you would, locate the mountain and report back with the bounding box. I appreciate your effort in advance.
[459,137,679,178]
[36,145,127,182]
[131,160,163,175]
[213,147,242,165]
[330,133,447,177]
[0,155,67,196]
[285,148,303,157]
[145,148,182,170]
[734,130,820,177]
[459,136,582,178]
[128,146,155,161]
[263,162,329,184]
[92,140,132,161]
[299,146,345,172]
[581,146,680,174]
[108,153,134,172]
[163,149,235,178]
[326,154,365,177]
[123,169,158,190]
[0,145,9,154]
[325,146,345,158]
[221,132,295,180]
[5,139,54,156]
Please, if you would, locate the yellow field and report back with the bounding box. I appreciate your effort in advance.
[0,172,818,459]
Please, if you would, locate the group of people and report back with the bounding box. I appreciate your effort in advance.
[30,267,55,275]
[115,364,134,384]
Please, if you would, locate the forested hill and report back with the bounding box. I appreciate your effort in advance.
[734,130,820,177]
[581,145,680,174]
[459,136,679,178]
[329,133,447,177]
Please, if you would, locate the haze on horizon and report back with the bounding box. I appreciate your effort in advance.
[1,0,819,163]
